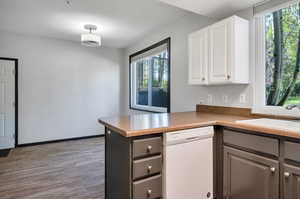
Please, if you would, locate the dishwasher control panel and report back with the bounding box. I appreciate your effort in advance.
[164,126,214,145]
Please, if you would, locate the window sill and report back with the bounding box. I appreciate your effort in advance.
[130,105,168,113]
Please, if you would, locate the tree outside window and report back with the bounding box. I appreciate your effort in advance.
[265,2,300,106]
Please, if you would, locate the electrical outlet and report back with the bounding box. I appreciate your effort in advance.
[240,94,246,103]
[222,95,229,104]
[198,97,206,105]
[207,94,213,104]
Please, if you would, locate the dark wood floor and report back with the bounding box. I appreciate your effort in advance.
[0,137,105,199]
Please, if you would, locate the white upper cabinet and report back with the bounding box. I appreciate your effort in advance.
[188,15,249,85]
[188,28,208,85]
[209,18,231,83]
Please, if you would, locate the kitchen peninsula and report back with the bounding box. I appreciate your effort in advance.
[99,105,300,199]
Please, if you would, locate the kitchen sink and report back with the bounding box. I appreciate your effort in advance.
[288,120,300,123]
[236,118,300,132]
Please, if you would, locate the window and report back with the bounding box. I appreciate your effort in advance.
[129,38,170,113]
[254,1,300,116]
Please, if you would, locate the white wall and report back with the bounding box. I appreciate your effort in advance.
[122,11,255,114]
[0,31,123,144]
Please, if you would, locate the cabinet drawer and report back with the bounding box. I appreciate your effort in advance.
[133,155,162,180]
[133,175,162,199]
[223,129,279,156]
[133,137,162,158]
[285,141,300,162]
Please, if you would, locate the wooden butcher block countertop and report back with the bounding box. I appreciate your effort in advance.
[98,105,300,139]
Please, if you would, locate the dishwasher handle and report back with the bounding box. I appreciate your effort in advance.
[185,136,201,141]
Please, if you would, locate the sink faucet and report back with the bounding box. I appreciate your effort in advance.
[285,104,300,110]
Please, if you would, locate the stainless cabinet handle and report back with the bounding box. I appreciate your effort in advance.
[147,165,152,173]
[147,189,152,196]
[270,167,276,173]
[147,145,152,152]
[284,172,290,178]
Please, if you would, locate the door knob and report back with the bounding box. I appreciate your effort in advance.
[227,75,231,80]
[147,189,152,196]
[270,167,276,173]
[284,172,290,178]
[147,165,152,173]
[147,145,152,152]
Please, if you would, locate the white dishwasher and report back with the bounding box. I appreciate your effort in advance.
[163,126,214,199]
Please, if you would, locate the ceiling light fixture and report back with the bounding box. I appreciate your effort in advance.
[81,24,101,47]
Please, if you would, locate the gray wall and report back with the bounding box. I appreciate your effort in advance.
[122,10,255,114]
[0,31,123,144]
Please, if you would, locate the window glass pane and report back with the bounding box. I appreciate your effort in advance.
[136,59,149,106]
[265,2,300,107]
[130,39,170,112]
[151,51,169,108]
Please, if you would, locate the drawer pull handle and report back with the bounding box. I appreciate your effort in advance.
[147,189,152,196]
[147,165,152,173]
[284,172,290,178]
[270,167,276,173]
[147,145,152,153]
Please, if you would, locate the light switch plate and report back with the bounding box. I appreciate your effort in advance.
[199,97,205,105]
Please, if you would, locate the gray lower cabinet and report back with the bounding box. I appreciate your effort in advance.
[105,126,300,199]
[283,163,300,199]
[223,146,279,199]
[105,128,163,199]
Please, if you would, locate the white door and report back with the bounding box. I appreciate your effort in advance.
[0,60,15,149]
[188,28,208,85]
[209,19,232,83]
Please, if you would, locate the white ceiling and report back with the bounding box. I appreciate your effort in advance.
[0,0,190,48]
[158,0,264,19]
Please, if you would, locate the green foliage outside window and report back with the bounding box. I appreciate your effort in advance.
[265,3,300,106]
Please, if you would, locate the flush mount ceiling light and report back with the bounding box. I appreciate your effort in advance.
[81,24,101,47]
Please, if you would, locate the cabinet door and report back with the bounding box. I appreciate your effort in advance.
[223,146,279,199]
[283,163,300,199]
[209,19,232,83]
[188,29,208,85]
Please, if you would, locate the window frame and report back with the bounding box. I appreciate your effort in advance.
[253,2,300,117]
[129,38,171,113]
